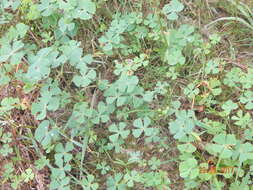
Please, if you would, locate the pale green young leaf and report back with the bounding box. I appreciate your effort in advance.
[206,134,237,159]
[162,0,184,20]
[132,117,154,138]
[179,158,199,179]
[0,40,24,65]
[239,91,253,110]
[221,100,238,116]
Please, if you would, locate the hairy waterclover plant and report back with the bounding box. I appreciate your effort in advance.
[169,110,196,140]
[162,0,184,21]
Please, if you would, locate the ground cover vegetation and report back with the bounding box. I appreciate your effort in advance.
[0,0,253,189]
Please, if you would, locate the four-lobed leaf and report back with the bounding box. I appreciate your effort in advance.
[109,122,130,142]
[221,100,238,116]
[179,158,199,179]
[169,110,196,140]
[132,117,154,138]
[162,0,184,20]
[206,134,237,159]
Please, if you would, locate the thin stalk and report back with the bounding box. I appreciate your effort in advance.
[205,17,253,31]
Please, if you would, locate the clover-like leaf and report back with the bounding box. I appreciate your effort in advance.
[232,110,252,128]
[104,84,128,107]
[0,97,20,114]
[169,110,196,140]
[162,0,184,20]
[177,143,196,154]
[34,120,58,147]
[26,47,52,82]
[0,40,24,65]
[239,91,253,110]
[72,66,96,87]
[55,142,74,163]
[179,158,199,179]
[73,0,96,20]
[31,80,61,120]
[106,173,126,190]
[184,83,199,99]
[109,122,130,142]
[117,74,139,93]
[206,134,237,159]
[221,100,238,116]
[205,59,220,74]
[132,117,154,138]
[234,142,253,163]
[81,174,99,190]
[92,101,111,124]
[37,0,57,17]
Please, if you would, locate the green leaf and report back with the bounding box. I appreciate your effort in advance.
[26,47,52,82]
[223,68,242,88]
[31,80,61,120]
[72,66,96,87]
[132,117,154,138]
[124,170,141,187]
[206,134,237,159]
[59,40,83,66]
[221,100,238,116]
[205,59,220,74]
[35,120,58,147]
[109,122,130,142]
[162,0,184,21]
[232,110,252,128]
[239,91,253,110]
[73,0,96,20]
[179,158,199,179]
[58,17,75,33]
[106,173,126,190]
[37,0,57,17]
[104,82,129,107]
[0,144,13,156]
[92,101,111,124]
[55,142,74,163]
[21,168,34,183]
[178,143,196,154]
[81,174,99,190]
[169,110,195,140]
[0,97,20,113]
[184,83,199,99]
[234,142,253,163]
[117,75,139,93]
[0,40,24,65]
[164,49,185,65]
